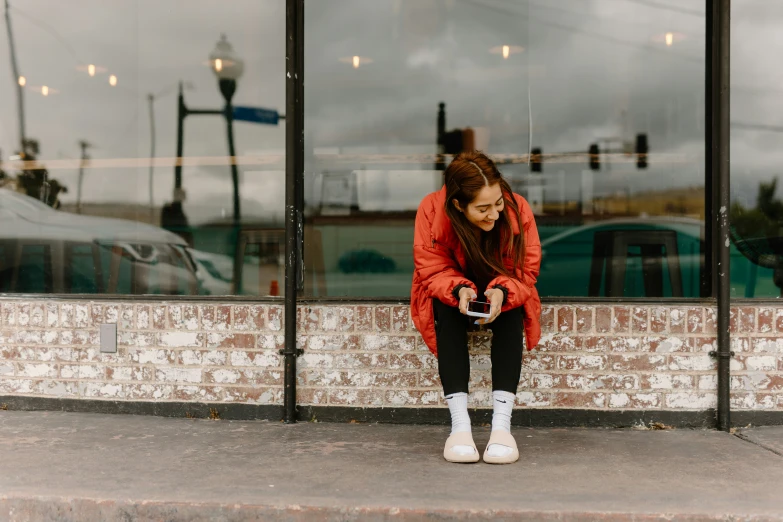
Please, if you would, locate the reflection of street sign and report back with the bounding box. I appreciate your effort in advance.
[233,106,279,125]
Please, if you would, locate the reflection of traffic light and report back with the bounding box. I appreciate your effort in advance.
[530,147,542,173]
[442,129,463,155]
[442,127,476,155]
[588,143,600,170]
[636,133,649,169]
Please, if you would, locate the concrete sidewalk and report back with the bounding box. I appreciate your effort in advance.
[1,411,783,521]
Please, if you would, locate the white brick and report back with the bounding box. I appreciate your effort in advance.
[78,365,105,380]
[17,363,57,378]
[158,332,202,348]
[135,349,172,365]
[665,393,717,409]
[745,356,776,371]
[669,355,715,372]
[209,369,241,384]
[230,351,279,367]
[156,368,202,384]
[80,382,123,398]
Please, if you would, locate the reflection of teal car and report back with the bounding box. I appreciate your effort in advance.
[538,218,704,298]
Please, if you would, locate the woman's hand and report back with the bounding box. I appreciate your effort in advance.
[478,288,505,324]
[458,287,477,315]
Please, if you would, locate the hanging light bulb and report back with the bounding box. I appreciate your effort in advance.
[41,85,49,96]
[18,76,26,86]
[88,64,96,76]
[490,45,523,58]
[340,56,373,68]
[109,75,118,86]
[665,32,674,46]
[214,58,223,72]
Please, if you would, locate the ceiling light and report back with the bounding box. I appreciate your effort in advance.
[489,45,523,59]
[109,75,118,87]
[18,76,26,86]
[77,64,107,76]
[339,56,373,68]
[652,32,685,46]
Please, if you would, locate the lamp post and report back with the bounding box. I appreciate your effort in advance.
[209,34,244,225]
[170,35,244,234]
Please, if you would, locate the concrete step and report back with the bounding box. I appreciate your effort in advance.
[1,411,783,521]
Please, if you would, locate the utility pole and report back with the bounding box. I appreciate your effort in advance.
[4,0,26,155]
[148,93,156,222]
[76,140,91,214]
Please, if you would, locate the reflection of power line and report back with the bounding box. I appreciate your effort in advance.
[9,4,83,64]
[732,121,783,133]
[528,1,704,36]
[617,0,704,17]
[466,0,701,64]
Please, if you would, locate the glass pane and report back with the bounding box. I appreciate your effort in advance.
[304,0,706,298]
[0,0,285,296]
[730,1,783,298]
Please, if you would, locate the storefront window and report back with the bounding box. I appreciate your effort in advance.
[730,1,783,298]
[0,0,286,296]
[303,0,706,298]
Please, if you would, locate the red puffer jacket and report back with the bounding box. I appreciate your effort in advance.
[410,186,542,356]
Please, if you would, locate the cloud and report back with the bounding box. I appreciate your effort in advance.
[2,0,778,223]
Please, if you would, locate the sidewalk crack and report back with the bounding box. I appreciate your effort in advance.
[733,432,783,458]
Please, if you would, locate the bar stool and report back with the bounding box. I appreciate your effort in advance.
[588,229,683,297]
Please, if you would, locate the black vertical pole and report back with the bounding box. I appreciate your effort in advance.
[283,0,304,424]
[709,0,731,432]
[4,0,26,155]
[219,79,241,225]
[175,82,185,191]
[435,102,446,176]
[703,0,713,300]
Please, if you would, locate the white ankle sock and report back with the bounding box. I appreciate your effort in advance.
[491,390,515,433]
[487,391,515,458]
[446,392,471,434]
[445,392,474,455]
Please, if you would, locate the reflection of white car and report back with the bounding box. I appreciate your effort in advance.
[539,217,704,298]
[0,189,198,295]
[188,248,234,295]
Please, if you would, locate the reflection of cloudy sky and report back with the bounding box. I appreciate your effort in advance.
[2,0,775,222]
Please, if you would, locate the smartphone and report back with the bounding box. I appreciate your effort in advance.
[466,300,491,318]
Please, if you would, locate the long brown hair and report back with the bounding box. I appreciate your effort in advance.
[444,150,525,283]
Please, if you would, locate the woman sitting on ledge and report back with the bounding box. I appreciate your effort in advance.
[411,151,542,465]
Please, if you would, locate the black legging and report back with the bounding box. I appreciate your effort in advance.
[433,299,524,396]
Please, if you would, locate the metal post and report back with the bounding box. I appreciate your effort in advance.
[174,82,185,191]
[435,102,446,176]
[708,0,732,432]
[4,0,25,154]
[218,78,240,225]
[76,140,90,214]
[148,93,156,222]
[283,0,304,424]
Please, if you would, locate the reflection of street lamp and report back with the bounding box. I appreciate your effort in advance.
[171,34,244,234]
[209,34,244,225]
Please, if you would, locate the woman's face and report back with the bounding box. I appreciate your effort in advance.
[455,183,504,232]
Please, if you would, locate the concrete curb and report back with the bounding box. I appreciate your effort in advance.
[2,497,782,522]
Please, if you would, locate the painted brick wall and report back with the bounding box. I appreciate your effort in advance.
[0,300,781,411]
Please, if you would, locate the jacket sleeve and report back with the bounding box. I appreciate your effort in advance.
[413,200,476,307]
[488,196,541,311]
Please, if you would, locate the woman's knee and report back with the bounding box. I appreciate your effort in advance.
[491,306,523,328]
